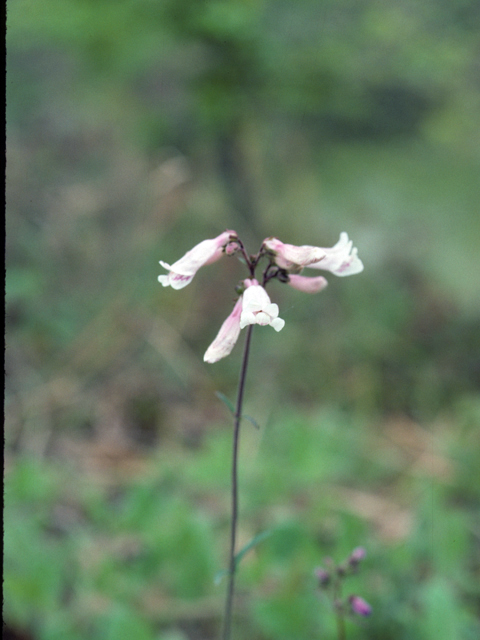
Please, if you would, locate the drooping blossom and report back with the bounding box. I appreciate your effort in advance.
[349,595,372,617]
[263,238,326,271]
[204,297,243,363]
[287,274,328,294]
[265,232,363,278]
[240,279,285,331]
[158,230,236,289]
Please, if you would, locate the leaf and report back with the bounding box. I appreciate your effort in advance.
[215,393,260,429]
[215,391,235,416]
[214,529,273,585]
[244,414,260,430]
[214,567,229,585]
[235,529,273,565]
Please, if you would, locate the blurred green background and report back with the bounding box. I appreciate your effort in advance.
[5,1,480,639]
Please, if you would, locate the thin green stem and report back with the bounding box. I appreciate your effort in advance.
[333,576,346,640]
[222,324,254,640]
[335,607,346,640]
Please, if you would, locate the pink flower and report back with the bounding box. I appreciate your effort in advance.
[308,232,363,277]
[264,232,363,278]
[349,595,372,617]
[158,230,236,289]
[204,297,243,363]
[240,280,285,331]
[204,280,285,363]
[263,237,326,271]
[348,547,367,566]
[314,567,331,587]
[287,274,328,294]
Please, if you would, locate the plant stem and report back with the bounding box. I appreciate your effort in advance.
[335,607,346,640]
[222,324,254,640]
[333,577,346,640]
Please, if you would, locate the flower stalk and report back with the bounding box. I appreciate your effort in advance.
[157,229,364,639]
[222,323,254,640]
[315,547,371,640]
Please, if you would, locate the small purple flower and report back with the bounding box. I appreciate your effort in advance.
[314,567,331,587]
[348,546,366,568]
[349,595,372,617]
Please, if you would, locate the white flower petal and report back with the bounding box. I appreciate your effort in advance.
[255,311,271,325]
[240,283,285,331]
[270,317,285,332]
[240,310,256,328]
[308,233,364,277]
[265,303,279,318]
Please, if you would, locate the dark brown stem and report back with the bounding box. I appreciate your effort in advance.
[222,324,254,640]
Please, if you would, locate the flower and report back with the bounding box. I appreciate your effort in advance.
[287,274,328,294]
[240,280,285,331]
[263,237,326,271]
[204,280,285,364]
[348,547,366,568]
[265,232,363,278]
[314,567,331,588]
[308,232,363,277]
[204,297,243,363]
[349,595,372,617]
[158,230,236,289]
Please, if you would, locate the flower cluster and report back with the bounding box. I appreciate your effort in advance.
[315,547,372,620]
[158,230,363,363]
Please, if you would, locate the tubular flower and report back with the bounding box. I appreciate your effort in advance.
[287,274,328,294]
[204,297,243,363]
[240,279,285,331]
[158,230,236,289]
[308,232,363,277]
[263,237,326,271]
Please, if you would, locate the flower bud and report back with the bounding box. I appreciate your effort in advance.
[287,274,328,294]
[314,567,331,588]
[348,546,366,568]
[225,241,239,256]
[349,595,372,617]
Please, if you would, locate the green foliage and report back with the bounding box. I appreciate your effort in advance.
[7,0,480,144]
[95,605,155,640]
[5,406,480,639]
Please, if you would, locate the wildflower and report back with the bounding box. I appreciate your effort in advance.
[265,232,363,277]
[204,297,243,363]
[240,280,285,331]
[309,232,363,277]
[348,547,367,568]
[158,230,236,289]
[287,274,328,294]
[349,595,372,617]
[314,567,331,588]
[263,237,326,271]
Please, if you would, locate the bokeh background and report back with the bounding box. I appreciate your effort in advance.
[5,1,480,639]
